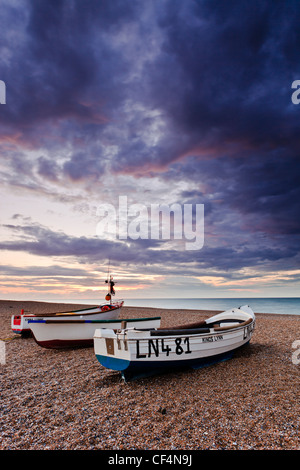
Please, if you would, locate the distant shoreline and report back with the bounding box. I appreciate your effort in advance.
[0,298,298,319]
[2,296,299,315]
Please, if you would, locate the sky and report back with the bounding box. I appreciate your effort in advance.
[0,0,300,302]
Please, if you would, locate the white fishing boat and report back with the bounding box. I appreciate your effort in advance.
[11,274,123,336]
[29,316,161,349]
[94,305,255,381]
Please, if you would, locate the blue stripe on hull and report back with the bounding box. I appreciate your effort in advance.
[96,354,130,371]
[96,341,250,381]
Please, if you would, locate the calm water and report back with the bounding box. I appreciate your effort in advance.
[125,298,300,315]
[50,297,300,316]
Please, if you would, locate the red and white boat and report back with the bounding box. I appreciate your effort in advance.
[11,300,124,336]
[11,275,123,336]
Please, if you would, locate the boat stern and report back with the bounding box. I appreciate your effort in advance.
[11,311,32,335]
[94,328,132,371]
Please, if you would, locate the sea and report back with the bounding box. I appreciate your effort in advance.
[124,298,300,316]
[49,297,300,316]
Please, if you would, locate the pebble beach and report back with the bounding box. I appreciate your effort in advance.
[0,300,299,451]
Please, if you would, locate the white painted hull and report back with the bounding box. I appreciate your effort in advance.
[11,301,124,335]
[29,316,161,349]
[94,305,255,381]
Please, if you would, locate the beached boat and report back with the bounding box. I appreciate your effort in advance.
[11,301,124,336]
[94,305,255,381]
[29,316,161,349]
[11,275,123,336]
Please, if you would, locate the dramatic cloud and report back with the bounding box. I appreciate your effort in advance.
[1,221,298,273]
[0,0,299,298]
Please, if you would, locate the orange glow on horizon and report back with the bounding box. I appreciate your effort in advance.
[196,269,300,288]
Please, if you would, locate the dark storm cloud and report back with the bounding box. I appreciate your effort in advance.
[0,0,137,126]
[2,0,299,171]
[1,0,299,281]
[63,151,106,181]
[0,222,164,263]
[0,0,142,192]
[150,0,300,145]
[1,222,299,275]
[174,150,300,236]
[104,0,300,261]
[37,156,59,181]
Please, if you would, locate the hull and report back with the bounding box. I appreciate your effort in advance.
[11,301,123,335]
[97,342,249,381]
[94,305,255,381]
[29,316,161,349]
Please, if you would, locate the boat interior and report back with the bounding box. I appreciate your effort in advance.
[144,317,254,336]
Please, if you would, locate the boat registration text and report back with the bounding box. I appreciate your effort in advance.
[136,335,223,359]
